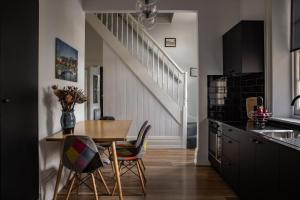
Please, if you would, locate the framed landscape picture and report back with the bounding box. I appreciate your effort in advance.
[165,38,176,47]
[190,67,198,77]
[55,38,78,82]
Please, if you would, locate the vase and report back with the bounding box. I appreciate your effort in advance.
[60,110,76,134]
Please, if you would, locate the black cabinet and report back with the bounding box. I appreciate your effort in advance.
[221,134,239,192]
[278,146,300,199]
[254,137,279,199]
[222,124,240,141]
[239,132,256,200]
[219,123,281,199]
[212,121,300,200]
[239,132,279,199]
[223,21,264,75]
[0,1,39,199]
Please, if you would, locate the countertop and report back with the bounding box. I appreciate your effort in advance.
[209,118,300,151]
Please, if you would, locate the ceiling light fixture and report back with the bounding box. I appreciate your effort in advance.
[136,0,158,29]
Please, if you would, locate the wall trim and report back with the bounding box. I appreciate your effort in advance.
[265,0,273,112]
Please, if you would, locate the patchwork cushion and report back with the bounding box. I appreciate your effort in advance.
[117,140,136,148]
[117,155,138,161]
[116,146,138,157]
[63,136,103,173]
[109,147,138,161]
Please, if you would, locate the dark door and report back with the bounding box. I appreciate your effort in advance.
[254,137,279,199]
[230,24,242,74]
[223,23,242,75]
[239,133,256,200]
[279,146,300,199]
[0,1,39,199]
[223,32,232,75]
[222,135,239,192]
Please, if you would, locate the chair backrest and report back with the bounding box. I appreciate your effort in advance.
[137,125,151,154]
[100,116,115,120]
[135,120,148,148]
[62,135,103,173]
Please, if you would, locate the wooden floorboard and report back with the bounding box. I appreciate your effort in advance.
[58,149,238,200]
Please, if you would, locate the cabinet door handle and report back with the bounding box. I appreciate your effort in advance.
[228,140,232,144]
[228,129,233,132]
[251,138,257,143]
[255,140,262,145]
[2,98,11,103]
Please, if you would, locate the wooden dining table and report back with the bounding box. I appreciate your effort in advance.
[46,120,132,200]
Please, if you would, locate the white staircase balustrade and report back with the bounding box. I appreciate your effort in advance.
[87,13,188,148]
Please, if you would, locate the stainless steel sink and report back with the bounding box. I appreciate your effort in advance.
[253,130,298,139]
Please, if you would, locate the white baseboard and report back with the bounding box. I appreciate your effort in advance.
[195,147,211,166]
[127,135,183,149]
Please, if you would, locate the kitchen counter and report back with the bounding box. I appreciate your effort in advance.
[209,118,300,151]
[209,118,300,198]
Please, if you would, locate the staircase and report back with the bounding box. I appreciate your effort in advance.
[86,13,188,148]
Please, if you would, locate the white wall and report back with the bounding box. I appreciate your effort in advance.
[103,42,182,147]
[39,0,85,199]
[148,13,198,122]
[85,22,103,66]
[85,23,103,120]
[240,0,265,20]
[269,0,292,117]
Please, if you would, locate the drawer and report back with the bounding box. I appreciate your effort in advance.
[222,124,241,141]
[222,135,239,165]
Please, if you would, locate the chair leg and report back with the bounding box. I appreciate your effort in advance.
[137,160,147,184]
[112,161,122,195]
[140,159,146,171]
[66,170,73,185]
[91,173,99,200]
[97,169,111,194]
[137,161,146,195]
[110,160,115,173]
[76,174,81,200]
[65,174,76,200]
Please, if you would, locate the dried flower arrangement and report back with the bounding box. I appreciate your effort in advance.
[52,85,87,112]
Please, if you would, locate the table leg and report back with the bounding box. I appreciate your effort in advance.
[111,141,123,200]
[53,159,63,200]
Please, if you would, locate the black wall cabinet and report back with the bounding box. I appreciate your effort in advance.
[223,21,264,75]
[0,1,39,199]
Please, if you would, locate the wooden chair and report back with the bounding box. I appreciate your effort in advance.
[116,120,148,171]
[62,135,110,200]
[111,125,151,195]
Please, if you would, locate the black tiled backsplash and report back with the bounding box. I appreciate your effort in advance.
[208,72,264,122]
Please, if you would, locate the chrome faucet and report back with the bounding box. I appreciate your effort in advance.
[291,95,300,106]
